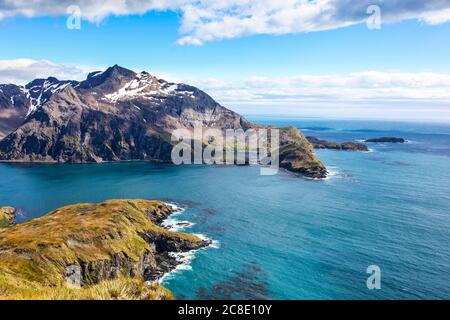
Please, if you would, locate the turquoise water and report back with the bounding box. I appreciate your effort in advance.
[1,118,449,299]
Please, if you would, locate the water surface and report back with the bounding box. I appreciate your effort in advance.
[1,118,449,299]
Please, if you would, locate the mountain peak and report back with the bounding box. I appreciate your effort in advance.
[105,64,135,77]
[25,77,60,89]
[78,65,136,90]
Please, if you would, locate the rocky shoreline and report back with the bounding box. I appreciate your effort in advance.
[0,199,211,300]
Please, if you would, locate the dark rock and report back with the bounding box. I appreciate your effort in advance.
[365,137,405,143]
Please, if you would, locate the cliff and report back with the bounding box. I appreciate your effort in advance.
[0,199,209,300]
[278,128,327,178]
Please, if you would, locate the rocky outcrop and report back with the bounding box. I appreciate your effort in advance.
[306,136,369,152]
[0,206,16,228]
[279,128,327,178]
[0,65,326,178]
[365,137,405,143]
[0,199,209,300]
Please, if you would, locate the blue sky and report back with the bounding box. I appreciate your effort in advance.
[2,13,450,76]
[1,1,450,121]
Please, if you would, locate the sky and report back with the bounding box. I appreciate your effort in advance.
[1,0,450,122]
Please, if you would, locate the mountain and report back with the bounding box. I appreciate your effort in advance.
[0,77,76,139]
[0,65,326,178]
[0,84,28,140]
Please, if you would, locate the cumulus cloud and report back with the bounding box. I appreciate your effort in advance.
[184,72,450,106]
[186,72,450,121]
[2,58,450,104]
[0,59,96,84]
[0,0,184,22]
[0,0,450,44]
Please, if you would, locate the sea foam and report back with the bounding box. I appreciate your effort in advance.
[159,203,219,283]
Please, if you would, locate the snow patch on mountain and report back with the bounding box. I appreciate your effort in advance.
[23,79,71,116]
[104,72,184,102]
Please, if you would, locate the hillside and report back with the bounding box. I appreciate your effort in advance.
[0,199,209,300]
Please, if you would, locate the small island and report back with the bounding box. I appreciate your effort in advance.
[0,199,210,300]
[365,137,405,143]
[306,136,369,151]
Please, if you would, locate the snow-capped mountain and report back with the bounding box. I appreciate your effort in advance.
[23,77,77,116]
[0,65,252,162]
[0,65,326,178]
[0,77,76,139]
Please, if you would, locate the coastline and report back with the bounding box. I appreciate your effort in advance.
[0,199,210,300]
[158,202,219,285]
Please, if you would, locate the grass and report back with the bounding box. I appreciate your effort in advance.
[0,199,203,300]
[277,127,326,173]
[2,277,174,300]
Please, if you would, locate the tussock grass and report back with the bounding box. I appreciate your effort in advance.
[3,277,174,300]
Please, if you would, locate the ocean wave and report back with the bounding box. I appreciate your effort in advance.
[324,166,339,180]
[165,202,185,215]
[159,203,219,283]
[158,250,196,283]
[194,233,221,249]
[162,219,196,232]
[158,235,220,283]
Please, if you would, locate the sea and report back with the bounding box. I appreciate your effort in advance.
[1,117,449,299]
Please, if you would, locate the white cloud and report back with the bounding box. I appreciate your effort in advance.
[0,59,97,84]
[0,0,450,45]
[180,71,450,121]
[0,0,185,23]
[1,59,449,120]
[3,58,450,105]
[184,72,450,106]
[419,7,450,25]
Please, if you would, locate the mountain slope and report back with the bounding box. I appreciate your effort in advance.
[0,84,28,140]
[0,77,76,140]
[0,65,326,178]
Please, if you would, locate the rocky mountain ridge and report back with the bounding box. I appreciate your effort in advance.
[0,65,326,178]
